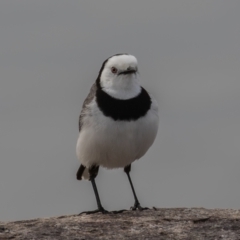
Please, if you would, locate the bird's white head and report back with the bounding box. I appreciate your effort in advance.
[99,54,141,100]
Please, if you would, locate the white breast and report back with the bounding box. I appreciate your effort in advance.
[76,97,159,169]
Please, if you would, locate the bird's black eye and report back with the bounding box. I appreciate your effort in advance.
[111,67,117,74]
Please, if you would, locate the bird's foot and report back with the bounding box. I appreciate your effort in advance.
[79,207,108,215]
[111,209,128,214]
[130,202,149,211]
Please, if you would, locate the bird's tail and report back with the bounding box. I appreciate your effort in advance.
[81,168,90,180]
[76,164,90,180]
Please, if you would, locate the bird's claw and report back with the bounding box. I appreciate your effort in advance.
[79,207,108,215]
[111,209,128,214]
[130,202,149,211]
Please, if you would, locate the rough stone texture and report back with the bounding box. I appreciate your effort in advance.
[1,208,240,239]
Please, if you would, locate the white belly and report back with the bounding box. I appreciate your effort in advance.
[76,99,158,169]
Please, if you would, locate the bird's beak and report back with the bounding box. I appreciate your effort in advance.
[118,69,137,75]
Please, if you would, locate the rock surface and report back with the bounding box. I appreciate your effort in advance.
[1,208,240,239]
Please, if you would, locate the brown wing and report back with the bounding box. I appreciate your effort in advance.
[79,83,97,132]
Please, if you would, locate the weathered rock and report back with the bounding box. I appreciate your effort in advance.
[1,208,240,239]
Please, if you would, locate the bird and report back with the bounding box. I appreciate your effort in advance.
[76,53,159,214]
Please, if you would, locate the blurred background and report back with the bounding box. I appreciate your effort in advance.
[0,1,240,221]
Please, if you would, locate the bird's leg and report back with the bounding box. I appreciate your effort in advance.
[124,164,148,211]
[90,176,108,214]
[79,166,108,215]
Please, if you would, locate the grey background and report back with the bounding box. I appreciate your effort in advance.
[0,0,240,221]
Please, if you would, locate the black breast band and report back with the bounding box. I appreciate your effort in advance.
[96,86,151,121]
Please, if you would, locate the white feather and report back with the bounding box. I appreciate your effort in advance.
[100,55,141,99]
[76,97,158,176]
